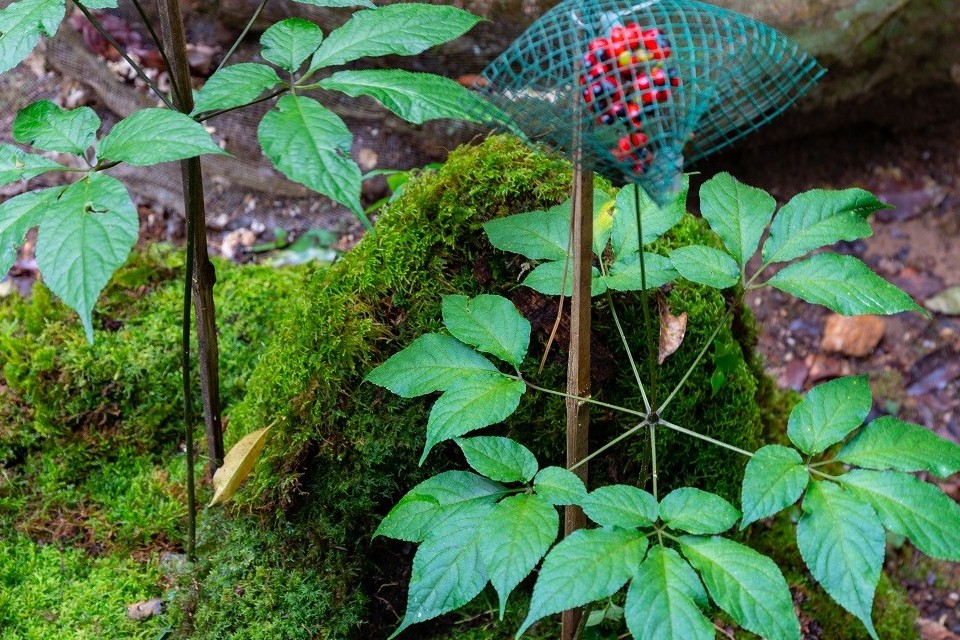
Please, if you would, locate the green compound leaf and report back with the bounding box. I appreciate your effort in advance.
[763,188,883,264]
[258,95,362,214]
[837,416,960,479]
[366,333,499,398]
[680,535,799,640]
[292,0,374,7]
[483,207,568,261]
[659,487,740,535]
[456,436,538,484]
[13,100,99,154]
[191,63,282,115]
[517,528,648,637]
[740,444,809,529]
[669,244,740,289]
[611,178,687,262]
[375,470,506,543]
[480,494,559,618]
[548,192,615,257]
[423,376,524,462]
[35,174,138,342]
[260,18,322,72]
[390,501,493,639]
[98,108,227,166]
[0,0,64,76]
[768,253,925,316]
[0,143,66,186]
[523,260,605,297]
[839,469,960,562]
[320,69,491,125]
[602,252,678,292]
[699,172,776,268]
[442,294,530,367]
[581,485,658,529]
[0,186,63,275]
[309,4,482,70]
[787,376,871,456]
[625,545,713,640]
[533,466,586,506]
[797,480,883,640]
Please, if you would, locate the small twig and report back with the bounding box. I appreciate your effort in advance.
[216,0,272,73]
[195,87,288,121]
[539,205,575,374]
[128,0,183,103]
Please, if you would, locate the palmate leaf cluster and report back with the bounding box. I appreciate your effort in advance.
[367,174,959,639]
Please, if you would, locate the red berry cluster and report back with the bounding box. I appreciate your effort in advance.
[579,24,680,174]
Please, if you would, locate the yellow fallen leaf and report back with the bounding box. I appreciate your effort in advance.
[209,426,272,506]
[658,294,688,364]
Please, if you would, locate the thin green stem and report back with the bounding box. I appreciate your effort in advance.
[128,0,182,103]
[215,0,271,73]
[72,0,176,110]
[195,87,288,122]
[810,468,842,481]
[510,375,645,418]
[649,423,658,500]
[569,421,648,472]
[808,459,837,469]
[634,183,658,406]
[658,419,754,458]
[600,261,650,413]
[656,306,733,415]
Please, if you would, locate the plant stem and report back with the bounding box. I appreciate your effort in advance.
[215,0,271,73]
[649,422,658,500]
[658,419,754,458]
[600,262,650,413]
[810,468,842,481]
[511,375,645,418]
[634,183,658,407]
[72,0,176,110]
[181,190,197,563]
[195,87,288,122]
[569,421,648,472]
[656,306,733,415]
[128,0,182,102]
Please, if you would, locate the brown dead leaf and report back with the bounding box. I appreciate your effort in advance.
[658,294,687,364]
[917,617,960,640]
[126,599,162,621]
[209,426,272,506]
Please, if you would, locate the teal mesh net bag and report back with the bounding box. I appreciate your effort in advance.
[475,0,825,202]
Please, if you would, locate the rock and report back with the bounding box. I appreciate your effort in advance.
[126,599,162,620]
[821,314,886,357]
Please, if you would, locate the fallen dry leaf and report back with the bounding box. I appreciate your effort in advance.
[821,314,886,357]
[126,599,162,621]
[658,294,687,364]
[926,286,960,316]
[209,426,272,506]
[917,617,960,640]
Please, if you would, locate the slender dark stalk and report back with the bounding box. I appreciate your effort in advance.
[634,183,658,406]
[72,0,176,110]
[196,87,288,122]
[216,0,271,73]
[128,0,182,102]
[181,185,197,562]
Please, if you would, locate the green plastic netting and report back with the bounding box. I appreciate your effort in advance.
[475,0,825,202]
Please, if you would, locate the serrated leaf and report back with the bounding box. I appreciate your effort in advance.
[0,143,65,186]
[533,467,586,505]
[365,333,499,398]
[456,436,537,483]
[787,376,871,455]
[191,63,282,115]
[483,208,568,261]
[796,480,883,639]
[680,535,799,640]
[523,260,605,296]
[0,186,63,275]
[517,528,648,637]
[35,174,137,342]
[375,470,506,543]
[98,108,227,166]
[320,69,491,125]
[768,253,925,316]
[699,172,776,267]
[659,487,739,534]
[763,188,882,264]
[260,18,322,72]
[625,546,713,640]
[292,0,373,7]
[740,444,808,529]
[839,469,960,561]
[480,494,558,618]
[669,244,740,289]
[602,251,678,292]
[581,485,657,529]
[548,192,616,257]
[258,95,362,213]
[13,100,99,154]
[309,4,482,70]
[442,294,530,367]
[837,416,960,478]
[391,502,492,638]
[423,376,523,462]
[0,0,64,76]
[611,178,687,261]
[208,427,272,505]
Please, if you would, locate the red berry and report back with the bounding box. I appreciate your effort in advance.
[624,24,642,49]
[652,68,667,86]
[656,89,671,102]
[589,37,611,62]
[588,63,609,81]
[583,52,598,67]
[627,102,643,125]
[630,132,649,147]
[667,67,682,86]
[635,74,651,91]
[653,47,671,60]
[611,41,628,57]
[618,135,632,153]
[640,90,655,106]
